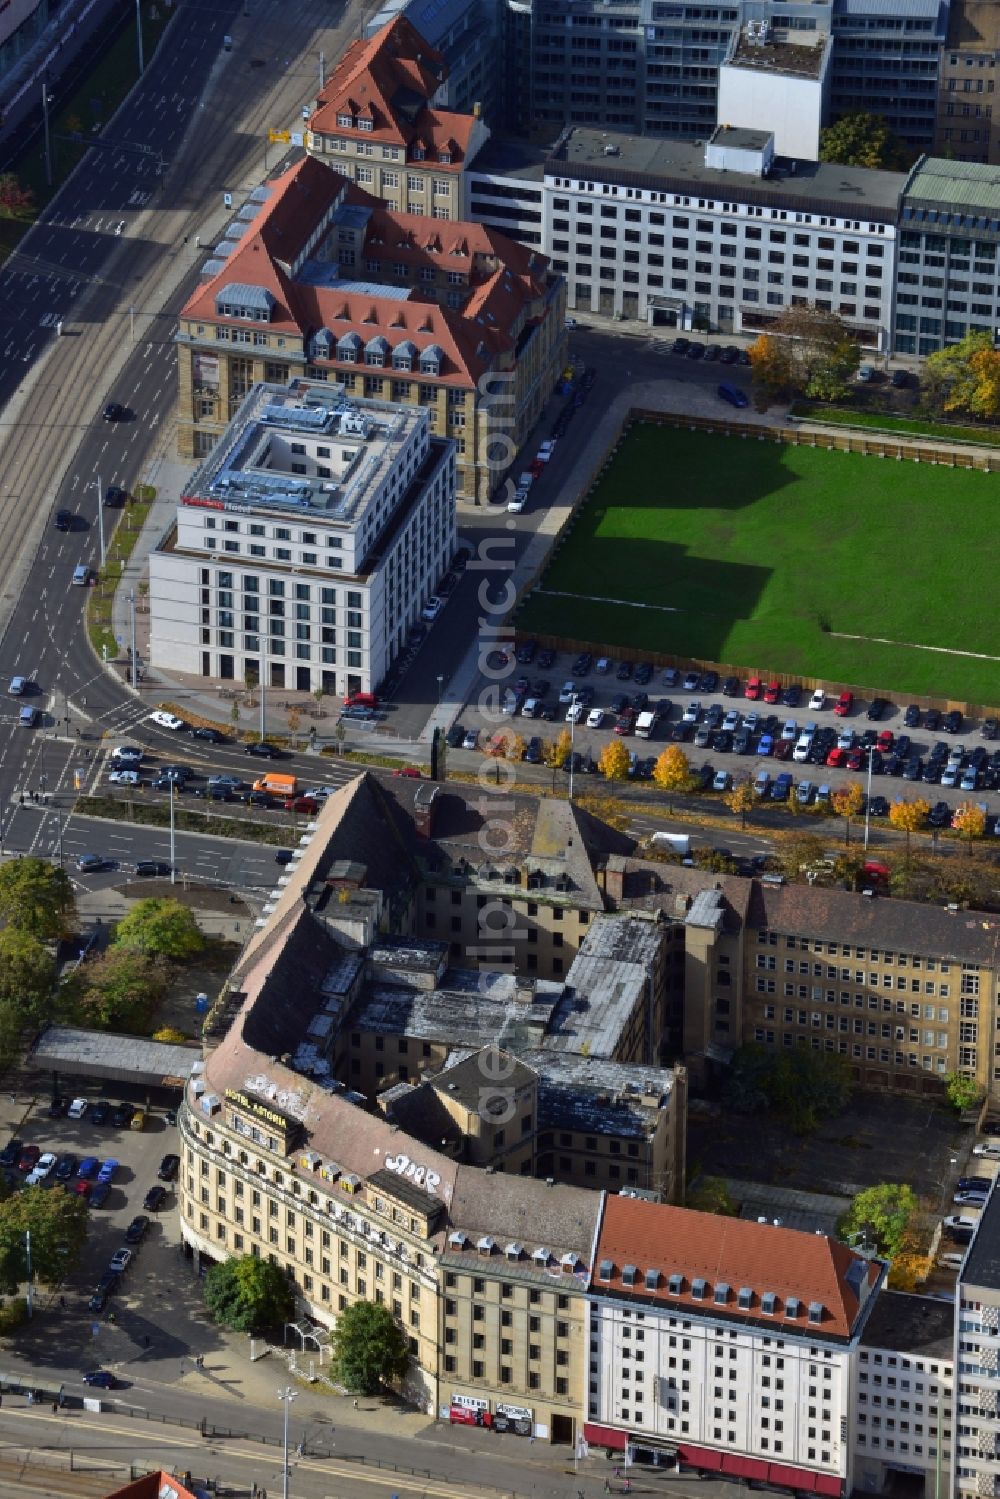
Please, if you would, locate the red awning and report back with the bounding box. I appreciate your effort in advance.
[583,1423,628,1451]
[723,1456,772,1481]
[678,1445,724,1471]
[814,1477,842,1496]
[769,1464,819,1491]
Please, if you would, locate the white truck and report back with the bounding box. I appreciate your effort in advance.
[650,832,691,858]
[635,710,657,739]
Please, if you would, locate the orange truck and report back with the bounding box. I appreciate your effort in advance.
[253,772,298,798]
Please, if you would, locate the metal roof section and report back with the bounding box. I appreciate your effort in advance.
[216,282,278,314]
[902,156,1000,220]
[28,1027,200,1086]
[179,378,424,522]
[836,0,941,14]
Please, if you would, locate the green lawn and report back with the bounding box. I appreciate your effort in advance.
[794,403,1000,447]
[518,423,1000,706]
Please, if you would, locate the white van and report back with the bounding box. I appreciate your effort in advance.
[72,565,90,586]
[8,676,26,695]
[635,711,657,739]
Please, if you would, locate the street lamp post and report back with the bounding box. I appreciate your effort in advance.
[436,674,444,706]
[129,590,138,687]
[277,1386,298,1499]
[260,675,266,743]
[863,744,875,851]
[41,83,53,188]
[96,476,106,568]
[169,781,176,885]
[568,693,578,802]
[25,1230,32,1319]
[136,0,145,75]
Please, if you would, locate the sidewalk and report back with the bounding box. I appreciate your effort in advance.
[109,374,784,753]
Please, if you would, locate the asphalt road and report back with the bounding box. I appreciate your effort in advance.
[0,0,385,864]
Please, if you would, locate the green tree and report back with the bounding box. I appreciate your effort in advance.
[750,304,861,402]
[819,113,910,170]
[545,728,572,769]
[889,798,930,859]
[0,1185,89,1292]
[0,173,34,220]
[652,744,693,807]
[781,832,830,881]
[924,331,1000,420]
[113,898,206,959]
[598,739,630,782]
[952,801,987,851]
[77,948,170,1028]
[838,1183,918,1258]
[0,930,57,1025]
[945,1072,983,1114]
[203,1254,294,1333]
[723,776,756,829]
[0,858,76,941]
[831,781,865,844]
[330,1299,411,1395]
[686,1176,739,1217]
[724,1045,851,1135]
[0,1003,23,1075]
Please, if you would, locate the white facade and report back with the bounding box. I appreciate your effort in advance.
[587,1293,854,1485]
[717,41,831,162]
[850,1298,954,1498]
[468,129,901,347]
[149,381,456,697]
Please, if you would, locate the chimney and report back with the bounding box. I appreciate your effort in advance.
[604,864,625,903]
[412,782,439,838]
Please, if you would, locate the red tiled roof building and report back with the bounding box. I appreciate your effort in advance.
[585,1193,885,1492]
[177,155,565,501]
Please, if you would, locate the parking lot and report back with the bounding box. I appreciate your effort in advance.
[449,645,1000,831]
[1,1084,187,1389]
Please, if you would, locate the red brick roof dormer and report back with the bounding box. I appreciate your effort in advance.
[308,15,479,171]
[592,1195,882,1342]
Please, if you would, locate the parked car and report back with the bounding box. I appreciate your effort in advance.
[834,692,853,717]
[944,1215,980,1231]
[83,1370,120,1389]
[143,1185,168,1212]
[124,1215,150,1245]
[158,1153,180,1181]
[149,710,187,731]
[26,1151,58,1186]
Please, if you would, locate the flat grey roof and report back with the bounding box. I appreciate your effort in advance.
[467,135,551,184]
[29,1026,200,1087]
[711,126,774,151]
[860,1289,955,1359]
[547,128,905,221]
[961,1188,1000,1290]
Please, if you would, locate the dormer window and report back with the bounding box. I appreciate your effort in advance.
[691,1278,707,1301]
[808,1301,824,1324]
[738,1287,753,1311]
[337,113,352,128]
[599,1259,614,1282]
[645,1268,659,1292]
[622,1264,637,1287]
[358,117,373,132]
[505,1242,523,1261]
[437,150,452,164]
[419,343,443,376]
[412,145,426,160]
[668,1273,684,1296]
[477,1235,495,1256]
[786,1297,801,1319]
[714,1282,729,1306]
[393,340,416,372]
[762,1292,777,1315]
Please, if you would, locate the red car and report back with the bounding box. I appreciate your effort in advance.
[826,747,846,768]
[74,1180,91,1198]
[877,730,894,753]
[763,681,781,704]
[614,714,635,736]
[283,796,319,814]
[18,1145,40,1174]
[834,692,853,717]
[745,678,762,700]
[392,767,422,779]
[846,748,864,772]
[527,458,545,480]
[344,692,378,710]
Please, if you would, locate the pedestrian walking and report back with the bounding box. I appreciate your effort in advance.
[295,1441,303,1458]
[51,1401,58,1414]
[353,1398,358,1409]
